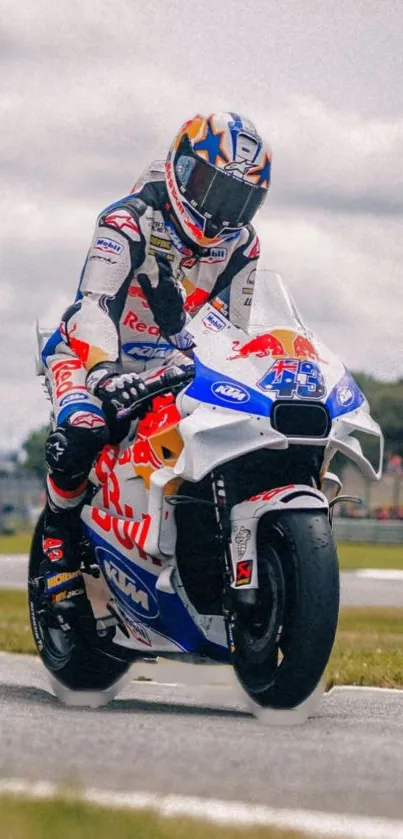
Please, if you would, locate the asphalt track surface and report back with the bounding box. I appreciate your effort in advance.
[1,554,403,606]
[1,556,403,834]
[1,652,403,828]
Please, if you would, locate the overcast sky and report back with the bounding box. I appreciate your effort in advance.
[1,0,403,449]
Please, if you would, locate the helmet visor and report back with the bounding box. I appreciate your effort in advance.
[174,141,266,230]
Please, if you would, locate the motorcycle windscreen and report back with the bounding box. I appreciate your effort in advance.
[246,271,307,336]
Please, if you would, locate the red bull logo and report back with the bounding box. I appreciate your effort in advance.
[128,285,150,309]
[229,334,286,360]
[293,335,320,361]
[228,329,323,362]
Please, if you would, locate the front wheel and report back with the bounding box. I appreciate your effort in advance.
[232,511,339,709]
[28,512,132,691]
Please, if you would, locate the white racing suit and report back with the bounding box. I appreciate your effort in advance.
[42,161,261,513]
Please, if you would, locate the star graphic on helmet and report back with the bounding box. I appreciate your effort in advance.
[193,118,230,166]
[248,154,271,188]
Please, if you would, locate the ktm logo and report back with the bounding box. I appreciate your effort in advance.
[104,560,149,610]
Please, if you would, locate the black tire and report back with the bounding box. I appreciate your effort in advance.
[232,511,339,709]
[28,511,132,691]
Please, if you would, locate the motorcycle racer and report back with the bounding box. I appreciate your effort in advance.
[39,111,272,634]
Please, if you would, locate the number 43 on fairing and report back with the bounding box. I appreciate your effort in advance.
[258,359,326,399]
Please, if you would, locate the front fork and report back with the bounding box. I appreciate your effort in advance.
[211,472,256,654]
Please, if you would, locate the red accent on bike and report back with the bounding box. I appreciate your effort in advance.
[184,288,210,314]
[236,559,253,585]
[248,485,296,503]
[229,333,286,360]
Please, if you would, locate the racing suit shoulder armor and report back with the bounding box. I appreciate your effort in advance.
[237,223,260,260]
[134,178,168,212]
[99,180,167,221]
[238,223,257,247]
[141,159,165,180]
[132,160,165,190]
[98,162,167,226]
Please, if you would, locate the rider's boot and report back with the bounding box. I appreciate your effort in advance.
[40,502,96,636]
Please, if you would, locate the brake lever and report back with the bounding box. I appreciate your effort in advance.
[116,394,152,422]
[116,368,194,421]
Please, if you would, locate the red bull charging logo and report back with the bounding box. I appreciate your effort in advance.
[128,285,150,309]
[228,329,323,363]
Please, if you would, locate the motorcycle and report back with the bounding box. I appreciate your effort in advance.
[29,271,383,709]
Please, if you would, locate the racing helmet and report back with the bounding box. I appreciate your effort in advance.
[165,112,271,247]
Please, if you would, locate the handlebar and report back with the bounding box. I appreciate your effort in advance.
[116,365,195,420]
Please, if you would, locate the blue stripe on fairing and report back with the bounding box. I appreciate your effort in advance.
[184,355,272,416]
[57,402,105,427]
[325,369,365,419]
[81,528,229,658]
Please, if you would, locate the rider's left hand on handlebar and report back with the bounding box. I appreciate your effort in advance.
[87,367,149,420]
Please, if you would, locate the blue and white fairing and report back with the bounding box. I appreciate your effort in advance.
[90,531,229,658]
[82,270,382,660]
[175,271,383,482]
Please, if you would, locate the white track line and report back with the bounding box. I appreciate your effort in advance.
[329,685,403,696]
[0,778,403,838]
[355,569,403,581]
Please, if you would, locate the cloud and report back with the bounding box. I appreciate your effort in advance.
[257,208,403,379]
[263,97,403,215]
[1,0,403,448]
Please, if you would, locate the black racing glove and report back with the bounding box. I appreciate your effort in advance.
[137,254,186,339]
[86,364,149,420]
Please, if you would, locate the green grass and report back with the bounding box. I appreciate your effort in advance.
[2,532,403,571]
[0,532,32,554]
[0,590,36,654]
[0,797,307,839]
[336,541,403,570]
[1,590,402,689]
[326,607,403,689]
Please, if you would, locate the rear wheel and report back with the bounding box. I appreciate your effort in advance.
[232,511,339,708]
[28,512,132,691]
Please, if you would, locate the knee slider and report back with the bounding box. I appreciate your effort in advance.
[45,418,109,477]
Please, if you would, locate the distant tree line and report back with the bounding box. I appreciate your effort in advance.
[22,425,49,483]
[353,373,403,459]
